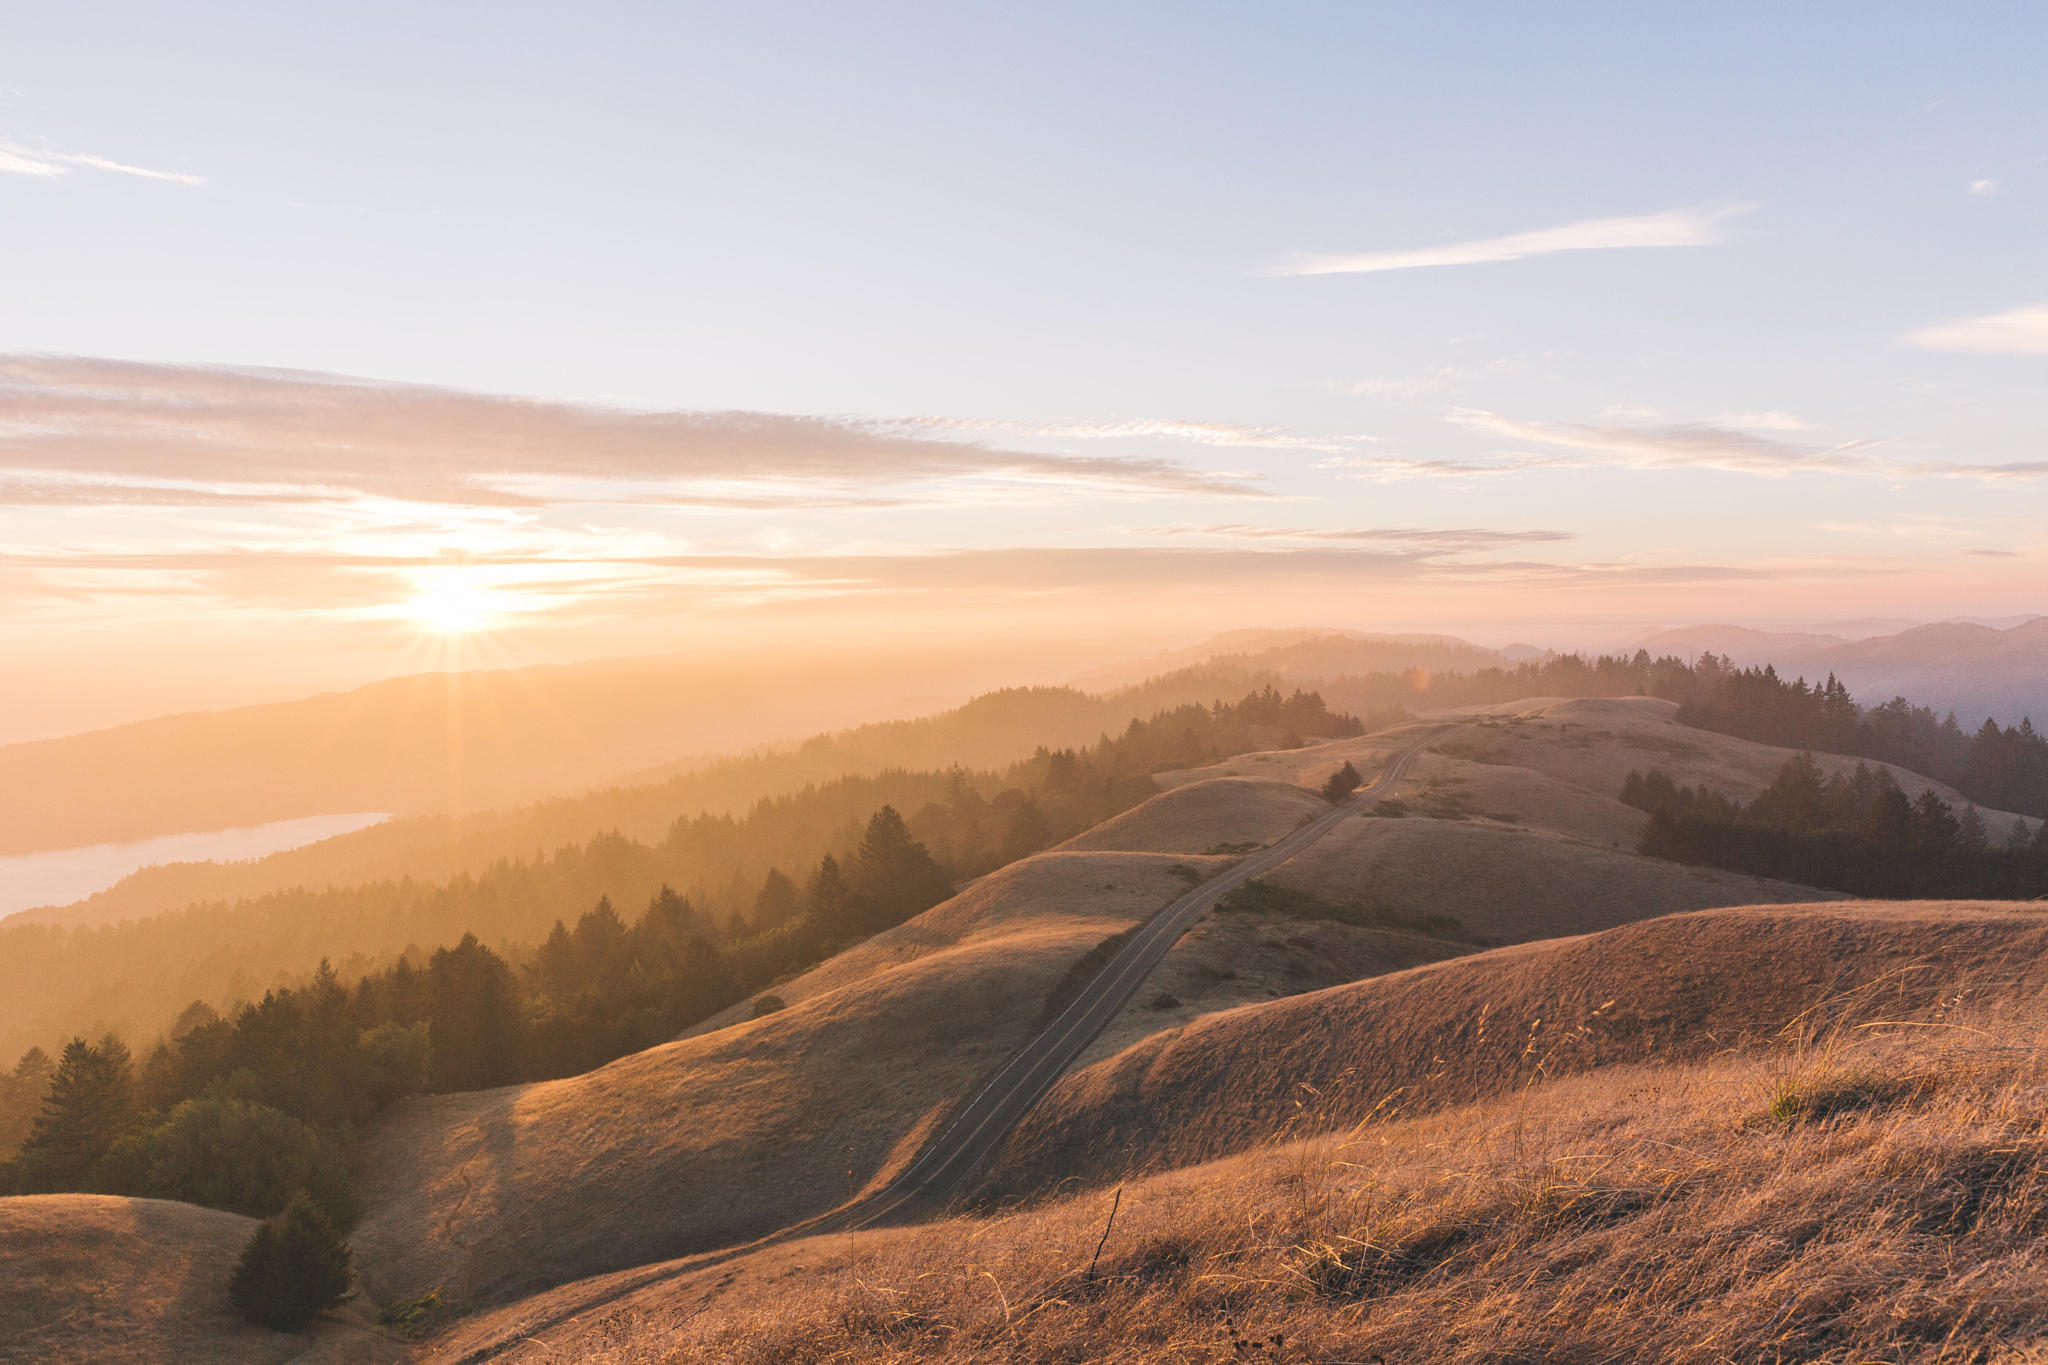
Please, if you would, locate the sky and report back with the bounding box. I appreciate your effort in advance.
[3,2,2045,741]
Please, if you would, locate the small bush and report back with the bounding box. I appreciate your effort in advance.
[378,1287,444,1337]
[228,1194,354,1332]
[1752,1069,1913,1129]
[1320,762,1362,803]
[749,995,787,1020]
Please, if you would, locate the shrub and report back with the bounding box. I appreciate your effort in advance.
[378,1287,444,1337]
[749,995,787,1020]
[1321,762,1363,803]
[228,1194,354,1332]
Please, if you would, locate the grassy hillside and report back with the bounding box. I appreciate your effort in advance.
[348,851,1218,1309]
[416,902,2048,1365]
[0,1195,400,1364]
[983,900,2048,1199]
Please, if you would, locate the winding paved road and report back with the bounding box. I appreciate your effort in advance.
[805,723,1454,1232]
[445,725,1451,1363]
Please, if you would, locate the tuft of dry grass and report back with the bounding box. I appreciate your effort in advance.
[496,995,2048,1365]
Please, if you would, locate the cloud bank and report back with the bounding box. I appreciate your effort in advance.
[1271,205,1751,277]
[0,357,1261,509]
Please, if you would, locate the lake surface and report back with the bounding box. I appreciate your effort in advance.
[0,812,389,920]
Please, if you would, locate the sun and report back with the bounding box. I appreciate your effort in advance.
[402,578,499,635]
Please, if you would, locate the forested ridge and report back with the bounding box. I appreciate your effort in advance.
[46,674,1365,933]
[0,687,1362,1205]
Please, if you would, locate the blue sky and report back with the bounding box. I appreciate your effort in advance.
[2,3,2044,735]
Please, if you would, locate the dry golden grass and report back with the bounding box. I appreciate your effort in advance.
[430,976,2048,1365]
[1057,777,1327,855]
[986,901,2048,1200]
[1446,698,2040,835]
[1150,728,1425,795]
[1083,718,1834,1067]
[351,851,1216,1312]
[0,1194,400,1365]
[1264,814,1831,948]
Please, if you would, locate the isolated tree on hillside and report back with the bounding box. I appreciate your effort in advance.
[1321,762,1362,803]
[228,1193,353,1332]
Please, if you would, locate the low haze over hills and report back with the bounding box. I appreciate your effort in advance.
[1633,617,2048,725]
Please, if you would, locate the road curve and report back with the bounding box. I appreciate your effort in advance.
[444,725,1452,1363]
[804,722,1453,1232]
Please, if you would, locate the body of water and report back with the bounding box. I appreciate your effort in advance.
[0,812,389,921]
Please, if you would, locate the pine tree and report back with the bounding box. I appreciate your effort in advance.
[751,868,799,930]
[17,1036,134,1189]
[426,935,524,1091]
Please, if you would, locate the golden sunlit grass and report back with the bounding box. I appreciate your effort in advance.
[480,992,2048,1365]
[349,852,1212,1311]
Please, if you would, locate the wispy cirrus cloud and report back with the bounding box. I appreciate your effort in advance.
[1447,408,2048,483]
[0,356,1262,510]
[892,414,1367,453]
[1906,303,2048,355]
[1447,409,1883,475]
[0,141,204,186]
[1128,522,1575,551]
[1267,205,1752,277]
[1315,453,1564,482]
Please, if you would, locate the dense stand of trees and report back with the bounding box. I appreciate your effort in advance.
[1625,754,2048,899]
[0,688,1362,1224]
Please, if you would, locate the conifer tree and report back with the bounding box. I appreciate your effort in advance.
[228,1193,353,1331]
[17,1036,134,1189]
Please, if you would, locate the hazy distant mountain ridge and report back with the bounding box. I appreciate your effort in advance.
[1632,617,2048,725]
